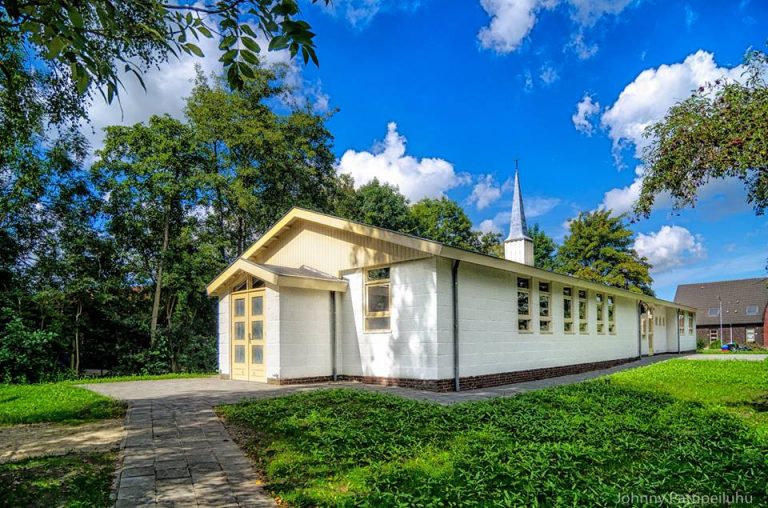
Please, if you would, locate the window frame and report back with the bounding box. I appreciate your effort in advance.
[364,266,392,333]
[563,287,574,334]
[688,312,694,335]
[607,295,616,334]
[678,312,685,336]
[596,293,605,334]
[707,307,720,317]
[709,329,718,340]
[746,327,756,343]
[745,305,759,316]
[578,289,588,334]
[517,277,532,333]
[538,281,551,333]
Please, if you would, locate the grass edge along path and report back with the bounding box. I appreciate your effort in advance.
[219,360,768,507]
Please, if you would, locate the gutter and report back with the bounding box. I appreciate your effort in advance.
[451,260,461,392]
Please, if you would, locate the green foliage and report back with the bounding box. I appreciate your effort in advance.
[0,308,60,384]
[220,360,768,506]
[411,197,481,251]
[0,383,125,425]
[0,452,116,507]
[70,373,215,384]
[556,210,654,295]
[528,223,558,270]
[336,178,416,234]
[638,48,768,218]
[1,0,329,103]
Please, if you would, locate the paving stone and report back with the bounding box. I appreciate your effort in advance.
[120,475,156,488]
[122,465,156,478]
[117,485,155,500]
[155,459,187,470]
[156,467,189,480]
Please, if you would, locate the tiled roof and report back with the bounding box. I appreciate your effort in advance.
[674,277,768,325]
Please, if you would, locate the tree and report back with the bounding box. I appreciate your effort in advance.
[336,178,416,234]
[636,48,768,218]
[556,211,653,295]
[528,224,558,270]
[411,197,481,251]
[1,0,329,102]
[478,231,504,258]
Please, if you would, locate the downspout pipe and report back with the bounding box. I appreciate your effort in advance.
[637,301,643,359]
[676,309,681,353]
[451,260,460,392]
[330,291,337,381]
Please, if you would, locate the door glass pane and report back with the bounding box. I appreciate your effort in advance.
[234,298,245,317]
[366,285,389,313]
[251,320,263,340]
[234,345,245,363]
[251,296,263,316]
[252,345,263,364]
[234,322,245,341]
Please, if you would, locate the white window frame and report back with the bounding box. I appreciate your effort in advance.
[709,329,719,340]
[578,289,588,334]
[607,296,616,334]
[596,293,605,334]
[517,277,532,333]
[563,287,574,334]
[538,281,551,333]
[746,327,756,343]
[364,266,391,332]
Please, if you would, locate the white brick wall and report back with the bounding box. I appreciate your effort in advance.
[265,286,281,380]
[339,257,439,380]
[278,286,332,379]
[217,293,230,376]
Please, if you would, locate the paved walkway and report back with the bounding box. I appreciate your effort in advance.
[83,353,683,507]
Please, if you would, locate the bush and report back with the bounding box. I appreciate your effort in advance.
[0,309,62,383]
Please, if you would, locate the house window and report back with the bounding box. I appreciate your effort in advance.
[365,267,390,331]
[607,296,616,334]
[746,305,759,316]
[746,327,756,343]
[539,281,551,332]
[688,312,694,334]
[709,329,718,340]
[578,289,588,334]
[707,307,720,317]
[251,277,265,289]
[678,312,685,336]
[518,277,531,332]
[596,293,605,334]
[233,279,247,292]
[563,287,574,333]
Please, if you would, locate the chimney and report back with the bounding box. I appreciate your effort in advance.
[504,169,534,265]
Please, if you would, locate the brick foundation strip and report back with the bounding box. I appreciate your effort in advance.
[266,355,694,392]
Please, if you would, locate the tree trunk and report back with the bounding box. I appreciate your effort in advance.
[73,301,81,374]
[150,212,170,346]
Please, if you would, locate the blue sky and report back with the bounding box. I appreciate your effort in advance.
[87,0,768,300]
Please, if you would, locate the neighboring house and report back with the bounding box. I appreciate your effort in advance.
[674,278,768,346]
[206,172,696,392]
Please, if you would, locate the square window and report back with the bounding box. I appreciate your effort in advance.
[234,298,245,317]
[251,320,263,340]
[234,322,245,341]
[518,319,530,331]
[563,287,572,297]
[578,289,587,299]
[234,345,245,363]
[579,322,588,334]
[517,277,530,289]
[746,305,759,316]
[366,284,390,313]
[251,345,263,364]
[608,324,616,334]
[564,322,573,333]
[251,296,263,316]
[708,307,720,317]
[538,281,550,293]
[597,323,604,333]
[540,320,551,332]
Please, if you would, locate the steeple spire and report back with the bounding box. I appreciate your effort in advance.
[504,162,534,265]
[506,166,530,241]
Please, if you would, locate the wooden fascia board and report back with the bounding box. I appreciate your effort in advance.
[276,276,348,292]
[206,259,278,296]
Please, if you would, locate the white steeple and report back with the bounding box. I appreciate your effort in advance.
[504,166,534,265]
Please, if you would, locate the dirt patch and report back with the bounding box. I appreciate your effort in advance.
[0,419,124,463]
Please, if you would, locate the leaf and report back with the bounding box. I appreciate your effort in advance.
[241,36,261,54]
[185,43,204,58]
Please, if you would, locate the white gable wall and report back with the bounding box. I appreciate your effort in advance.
[277,286,332,380]
[217,293,230,376]
[339,257,439,380]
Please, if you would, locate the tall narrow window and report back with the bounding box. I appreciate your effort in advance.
[688,312,694,334]
[365,267,391,331]
[517,277,531,332]
[678,312,685,336]
[578,289,588,334]
[607,296,616,334]
[563,287,573,333]
[746,327,756,343]
[596,293,605,334]
[709,329,718,340]
[539,281,551,332]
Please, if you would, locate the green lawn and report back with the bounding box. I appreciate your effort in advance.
[71,372,216,384]
[0,452,116,507]
[696,348,767,354]
[219,360,768,507]
[0,383,125,426]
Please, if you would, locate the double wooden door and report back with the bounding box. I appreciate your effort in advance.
[231,289,266,382]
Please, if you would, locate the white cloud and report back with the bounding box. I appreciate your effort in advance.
[478,219,501,234]
[469,175,503,210]
[477,0,633,54]
[321,0,423,28]
[634,225,706,273]
[337,122,470,201]
[539,63,560,85]
[684,4,698,29]
[599,165,646,215]
[572,94,600,135]
[600,50,745,159]
[527,196,561,217]
[566,31,599,59]
[522,69,535,92]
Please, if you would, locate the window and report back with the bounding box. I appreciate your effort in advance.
[746,327,756,343]
[688,312,694,334]
[709,329,718,340]
[595,293,605,334]
[678,312,685,336]
[707,307,720,317]
[578,289,588,334]
[607,296,616,334]
[746,305,759,316]
[233,279,247,292]
[517,277,531,331]
[563,287,574,333]
[251,277,265,289]
[365,267,391,331]
[539,281,551,332]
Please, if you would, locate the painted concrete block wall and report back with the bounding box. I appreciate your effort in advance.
[339,257,439,380]
[265,286,281,380]
[218,293,231,376]
[437,261,641,378]
[278,286,332,379]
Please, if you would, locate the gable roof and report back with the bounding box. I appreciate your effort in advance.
[674,278,768,325]
[206,259,348,295]
[209,207,693,310]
